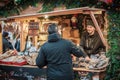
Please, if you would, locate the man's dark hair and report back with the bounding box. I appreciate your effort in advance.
[48,23,58,34]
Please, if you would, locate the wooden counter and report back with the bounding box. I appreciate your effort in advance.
[0,64,106,80]
[0,64,47,80]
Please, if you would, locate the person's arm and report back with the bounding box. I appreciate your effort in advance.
[36,47,47,68]
[9,42,14,50]
[5,40,12,51]
[69,40,87,58]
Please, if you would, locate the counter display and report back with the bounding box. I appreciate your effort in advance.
[0,64,106,80]
[0,50,108,80]
[0,64,46,80]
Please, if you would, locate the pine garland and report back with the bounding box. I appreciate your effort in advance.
[105,12,120,80]
[0,0,119,17]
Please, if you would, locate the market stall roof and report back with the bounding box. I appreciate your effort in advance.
[0,7,105,20]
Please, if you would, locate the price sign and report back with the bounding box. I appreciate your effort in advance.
[29,22,39,30]
[28,22,39,36]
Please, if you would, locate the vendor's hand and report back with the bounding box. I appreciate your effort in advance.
[85,56,90,61]
[13,49,18,55]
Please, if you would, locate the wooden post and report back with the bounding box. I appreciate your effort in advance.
[20,21,24,51]
[35,36,37,48]
[90,11,109,50]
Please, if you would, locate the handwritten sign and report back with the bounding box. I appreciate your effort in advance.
[28,22,39,36]
[29,22,39,30]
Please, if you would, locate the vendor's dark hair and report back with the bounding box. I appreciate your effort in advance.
[48,23,58,34]
[86,19,94,27]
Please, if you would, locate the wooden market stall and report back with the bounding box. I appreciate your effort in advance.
[0,7,109,80]
[0,7,109,51]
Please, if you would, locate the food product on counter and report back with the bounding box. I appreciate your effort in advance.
[24,53,38,65]
[0,55,27,66]
[0,50,14,60]
[75,53,109,70]
[0,51,38,66]
[2,55,25,62]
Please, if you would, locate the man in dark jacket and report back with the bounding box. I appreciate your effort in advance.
[80,23,106,57]
[2,31,11,53]
[15,35,20,52]
[36,23,90,80]
[7,37,14,50]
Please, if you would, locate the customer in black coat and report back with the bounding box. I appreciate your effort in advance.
[36,23,90,80]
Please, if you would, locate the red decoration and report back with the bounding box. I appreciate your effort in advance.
[70,14,78,29]
[99,0,113,4]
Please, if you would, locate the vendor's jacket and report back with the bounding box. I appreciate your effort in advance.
[80,31,106,56]
[36,33,87,80]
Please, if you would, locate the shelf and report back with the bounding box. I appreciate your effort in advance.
[73,67,106,73]
[39,40,47,41]
[39,32,48,34]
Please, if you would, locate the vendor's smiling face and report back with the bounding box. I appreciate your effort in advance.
[86,25,95,35]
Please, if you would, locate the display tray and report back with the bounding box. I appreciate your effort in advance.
[73,67,106,73]
[0,60,27,66]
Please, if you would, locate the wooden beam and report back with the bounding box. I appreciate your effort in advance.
[90,11,109,50]
[73,67,106,72]
[6,8,83,19]
[83,10,102,14]
[0,7,105,20]
[20,21,24,51]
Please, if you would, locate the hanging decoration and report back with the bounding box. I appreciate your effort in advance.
[70,14,78,29]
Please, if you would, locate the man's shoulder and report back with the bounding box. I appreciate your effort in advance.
[61,38,71,42]
[41,39,72,46]
[61,38,74,45]
[40,41,48,47]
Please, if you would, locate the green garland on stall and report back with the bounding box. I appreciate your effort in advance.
[0,0,119,17]
[105,12,120,80]
[0,0,41,17]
